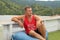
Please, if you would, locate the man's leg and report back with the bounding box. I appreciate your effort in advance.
[28,30,45,40]
[37,22,46,39]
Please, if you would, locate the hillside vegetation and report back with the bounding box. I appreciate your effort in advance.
[0,0,60,16]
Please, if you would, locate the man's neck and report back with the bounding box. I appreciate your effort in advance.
[25,14,32,18]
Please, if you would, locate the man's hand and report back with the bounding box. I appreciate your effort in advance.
[18,21,24,28]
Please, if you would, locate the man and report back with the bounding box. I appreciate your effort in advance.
[11,6,46,40]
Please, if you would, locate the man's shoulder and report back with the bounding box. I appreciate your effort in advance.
[34,15,42,20]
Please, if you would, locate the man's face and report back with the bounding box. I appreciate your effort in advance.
[25,8,32,16]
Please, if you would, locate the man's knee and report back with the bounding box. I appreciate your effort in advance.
[28,30,35,36]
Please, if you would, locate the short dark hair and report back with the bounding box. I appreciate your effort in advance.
[25,6,31,10]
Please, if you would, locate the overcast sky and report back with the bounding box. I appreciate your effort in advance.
[35,0,60,1]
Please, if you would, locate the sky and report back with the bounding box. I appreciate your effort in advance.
[35,0,60,1]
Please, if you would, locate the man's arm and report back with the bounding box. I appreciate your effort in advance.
[35,15,46,38]
[11,15,24,28]
[34,15,42,28]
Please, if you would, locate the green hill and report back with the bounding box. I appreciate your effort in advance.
[11,0,60,8]
[0,0,24,15]
[0,0,60,15]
